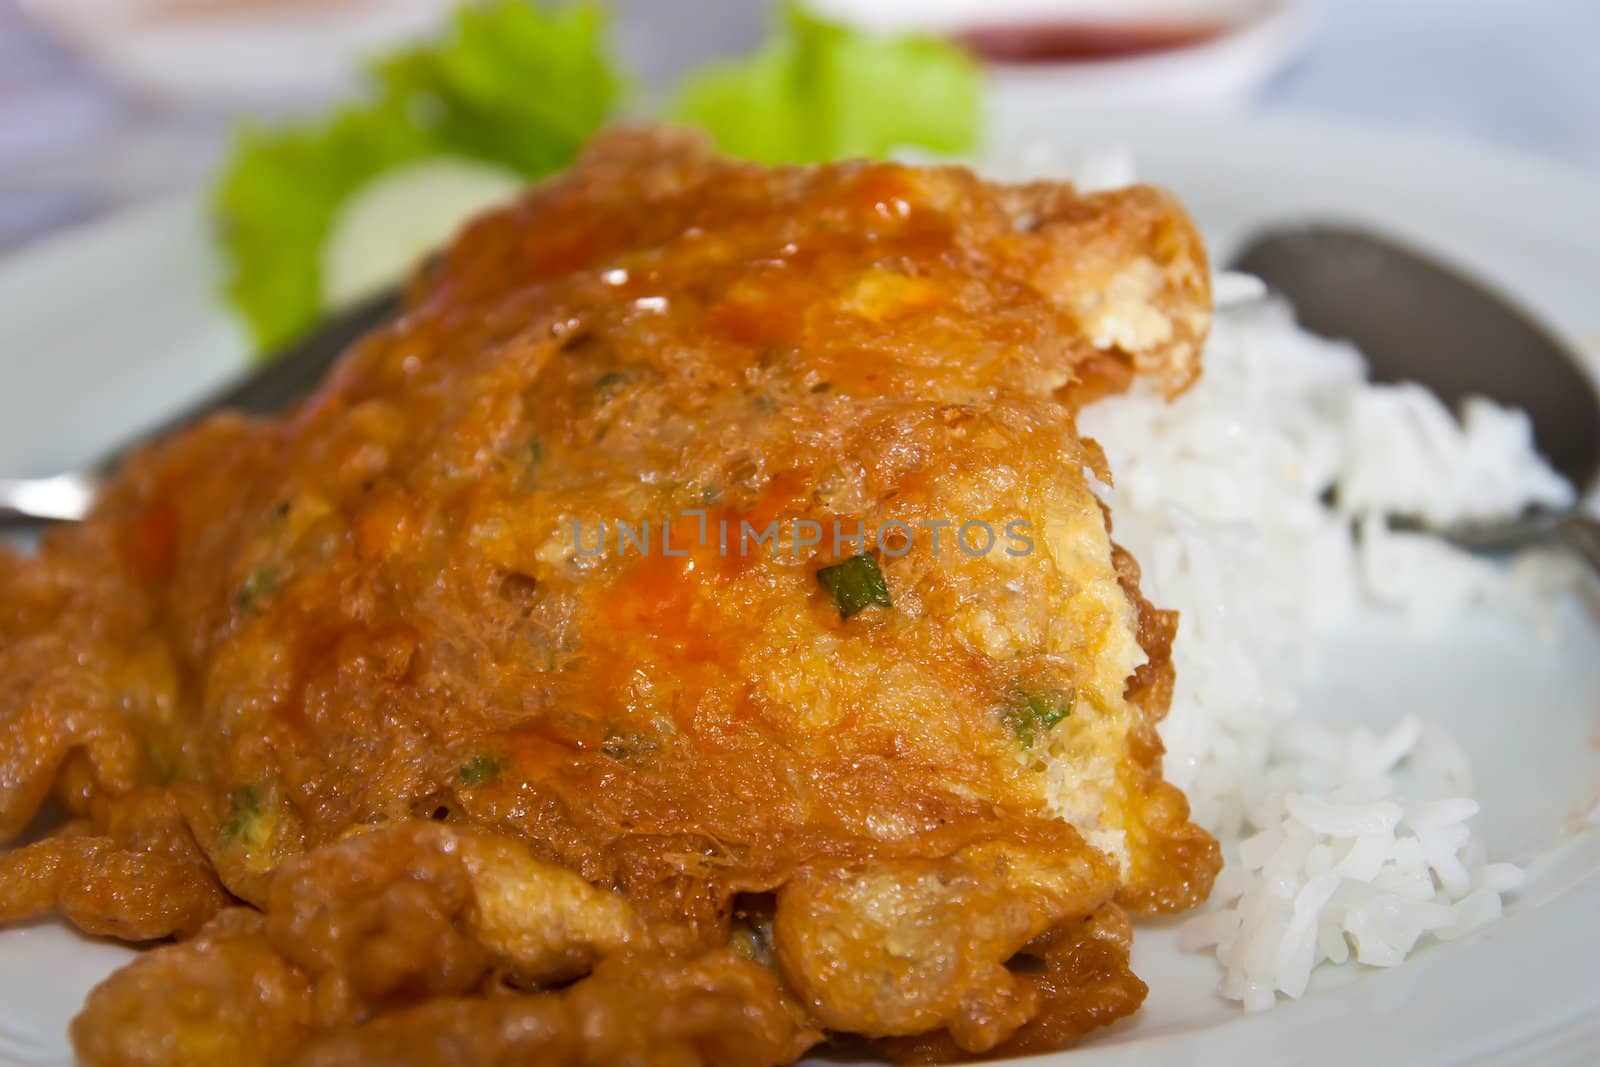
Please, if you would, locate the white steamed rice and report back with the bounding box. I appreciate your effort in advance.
[981,139,1582,1012]
[1078,281,1575,1010]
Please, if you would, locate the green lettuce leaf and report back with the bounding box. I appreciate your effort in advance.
[213,1,620,353]
[670,3,982,165]
[214,101,436,354]
[215,2,984,354]
[373,1,620,175]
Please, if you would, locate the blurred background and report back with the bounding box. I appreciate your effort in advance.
[3,0,1599,253]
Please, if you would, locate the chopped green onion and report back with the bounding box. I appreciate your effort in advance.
[1003,688,1074,749]
[458,753,505,787]
[816,552,892,619]
[601,732,661,759]
[235,565,279,613]
[221,785,268,848]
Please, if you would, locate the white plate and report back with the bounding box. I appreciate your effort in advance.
[1,110,1598,1066]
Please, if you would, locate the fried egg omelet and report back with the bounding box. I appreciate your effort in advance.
[0,128,1219,1066]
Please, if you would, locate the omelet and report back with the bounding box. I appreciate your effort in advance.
[0,128,1219,1065]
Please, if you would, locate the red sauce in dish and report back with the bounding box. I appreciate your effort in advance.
[959,21,1226,65]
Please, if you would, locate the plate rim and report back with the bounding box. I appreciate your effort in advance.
[1,108,1597,1067]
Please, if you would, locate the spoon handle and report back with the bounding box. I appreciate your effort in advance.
[1555,513,1600,577]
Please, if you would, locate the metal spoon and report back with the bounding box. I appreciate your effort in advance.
[1232,223,1600,574]
[0,290,398,528]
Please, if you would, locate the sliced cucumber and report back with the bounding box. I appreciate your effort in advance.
[320,157,525,309]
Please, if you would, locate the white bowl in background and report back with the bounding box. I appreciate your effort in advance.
[17,0,459,114]
[812,0,1316,113]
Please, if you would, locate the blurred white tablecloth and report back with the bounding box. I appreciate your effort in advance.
[2,0,1598,251]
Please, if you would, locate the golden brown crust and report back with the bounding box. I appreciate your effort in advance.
[0,790,229,939]
[771,824,1119,1051]
[72,909,316,1067]
[0,540,150,841]
[288,950,821,1067]
[860,904,1147,1064]
[0,128,1218,1064]
[1110,544,1223,915]
[264,823,494,1019]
